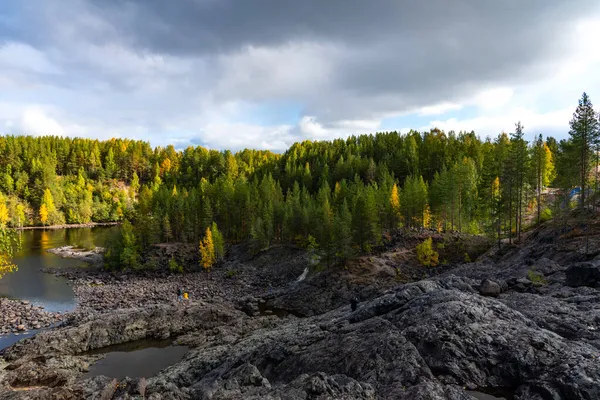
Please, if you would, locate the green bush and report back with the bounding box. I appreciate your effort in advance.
[528,269,547,286]
[225,269,238,279]
[416,237,439,267]
[168,258,183,274]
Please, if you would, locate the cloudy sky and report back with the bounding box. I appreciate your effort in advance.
[1,1,599,152]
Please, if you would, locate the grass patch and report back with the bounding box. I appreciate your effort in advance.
[527,268,548,286]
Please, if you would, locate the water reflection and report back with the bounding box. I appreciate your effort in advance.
[82,343,189,380]
[0,227,118,312]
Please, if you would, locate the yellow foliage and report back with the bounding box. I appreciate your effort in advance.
[161,158,172,174]
[0,255,17,279]
[390,184,400,213]
[199,227,215,270]
[423,204,432,229]
[416,237,439,267]
[492,177,500,198]
[39,204,49,226]
[0,202,8,226]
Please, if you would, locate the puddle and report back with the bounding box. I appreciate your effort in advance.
[81,339,189,380]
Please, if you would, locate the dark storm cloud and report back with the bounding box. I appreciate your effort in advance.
[75,0,596,121]
[88,1,586,57]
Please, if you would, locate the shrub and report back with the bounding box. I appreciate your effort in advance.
[225,269,238,279]
[168,258,183,274]
[416,237,439,267]
[527,269,548,286]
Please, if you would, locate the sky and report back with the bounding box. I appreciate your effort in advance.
[1,1,600,152]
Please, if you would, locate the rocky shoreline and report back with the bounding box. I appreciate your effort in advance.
[14,222,119,230]
[0,298,63,338]
[46,246,105,265]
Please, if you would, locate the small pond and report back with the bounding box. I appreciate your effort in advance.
[81,339,189,380]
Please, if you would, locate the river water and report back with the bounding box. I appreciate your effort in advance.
[0,227,118,349]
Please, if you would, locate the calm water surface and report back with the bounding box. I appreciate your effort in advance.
[0,227,118,350]
[0,227,118,312]
[82,339,189,380]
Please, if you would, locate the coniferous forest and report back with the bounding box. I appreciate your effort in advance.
[1,92,600,273]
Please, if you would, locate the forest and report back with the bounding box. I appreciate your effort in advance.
[1,92,599,274]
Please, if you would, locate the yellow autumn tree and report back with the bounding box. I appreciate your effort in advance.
[0,193,9,226]
[39,204,49,226]
[389,183,402,229]
[0,200,19,278]
[416,237,439,267]
[199,227,215,270]
[161,158,172,175]
[423,204,432,229]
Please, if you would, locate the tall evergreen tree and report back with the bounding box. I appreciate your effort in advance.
[510,122,529,241]
[568,92,600,208]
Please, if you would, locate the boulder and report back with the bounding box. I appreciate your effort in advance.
[566,262,600,287]
[478,279,502,297]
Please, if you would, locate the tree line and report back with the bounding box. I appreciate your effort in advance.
[1,92,599,274]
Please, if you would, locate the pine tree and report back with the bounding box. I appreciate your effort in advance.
[334,199,353,263]
[318,197,335,267]
[119,220,140,270]
[163,215,172,242]
[211,222,225,262]
[131,171,140,200]
[568,92,600,208]
[510,122,529,241]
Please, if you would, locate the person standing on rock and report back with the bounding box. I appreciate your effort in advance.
[177,287,183,303]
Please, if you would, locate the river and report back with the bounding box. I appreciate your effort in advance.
[0,227,118,349]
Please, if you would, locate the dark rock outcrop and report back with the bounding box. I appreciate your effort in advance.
[2,275,600,399]
[566,262,600,287]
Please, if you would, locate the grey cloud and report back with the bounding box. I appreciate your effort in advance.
[75,0,597,122]
[2,0,599,149]
[87,1,589,57]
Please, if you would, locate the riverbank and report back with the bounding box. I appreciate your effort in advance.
[0,298,63,338]
[42,243,311,321]
[14,222,120,231]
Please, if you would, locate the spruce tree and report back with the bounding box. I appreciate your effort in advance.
[510,122,528,241]
[334,199,353,263]
[568,92,599,208]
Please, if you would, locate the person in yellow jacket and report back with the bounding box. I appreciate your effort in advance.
[183,292,189,300]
